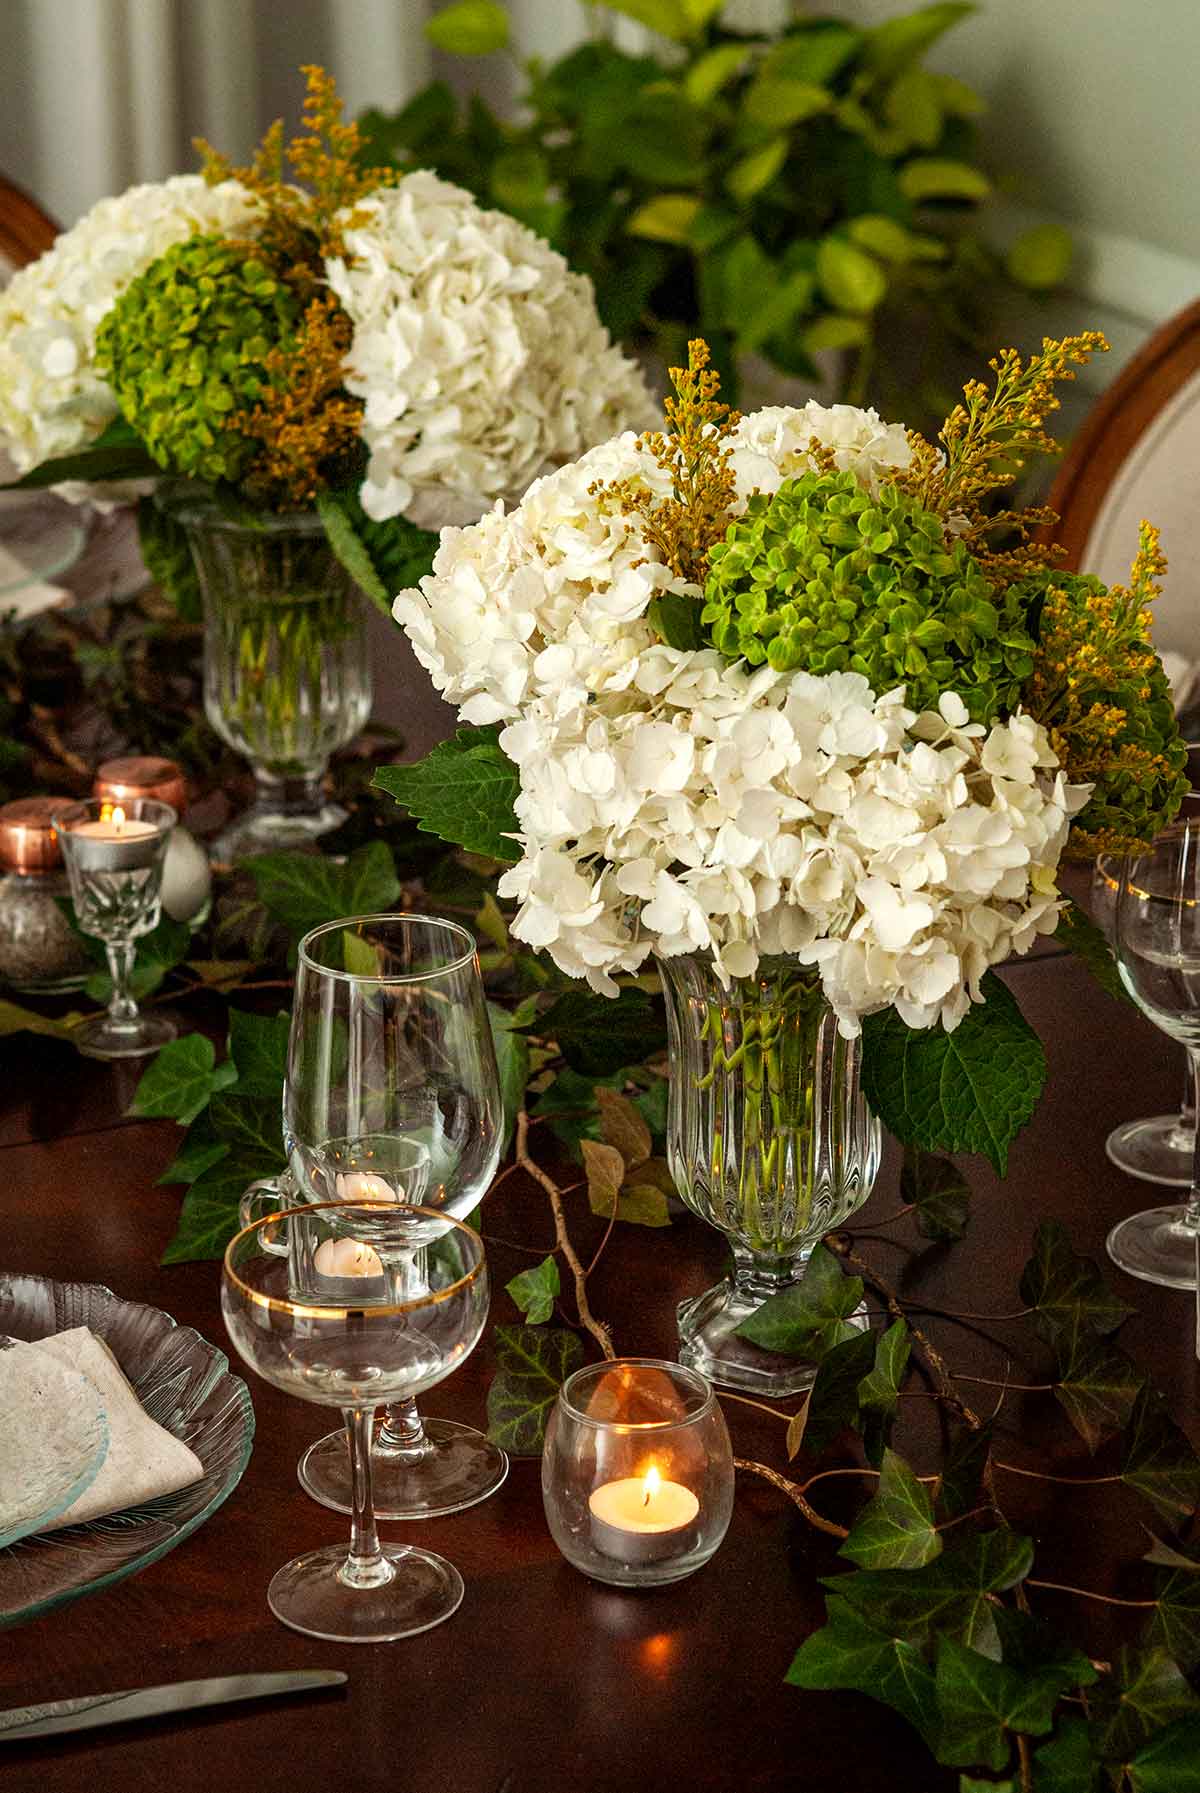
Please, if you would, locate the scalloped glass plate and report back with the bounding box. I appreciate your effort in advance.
[0,1273,255,1628]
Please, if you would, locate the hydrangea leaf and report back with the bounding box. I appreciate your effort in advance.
[4,416,159,490]
[898,157,990,202]
[1055,899,1134,1007]
[373,728,521,864]
[840,1448,942,1570]
[736,1242,864,1360]
[505,1256,560,1325]
[129,1034,238,1127]
[860,973,1046,1174]
[486,1324,583,1456]
[1007,223,1073,291]
[424,0,509,55]
[786,1598,941,1751]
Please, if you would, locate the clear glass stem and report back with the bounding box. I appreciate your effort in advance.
[105,940,138,1025]
[377,1397,433,1460]
[338,1405,393,1590]
[1188,1051,1200,1230]
[251,768,326,820]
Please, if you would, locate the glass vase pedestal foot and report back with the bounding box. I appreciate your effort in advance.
[299,1418,509,1520]
[1106,1204,1199,1290]
[268,1541,464,1643]
[1105,1114,1193,1188]
[74,1007,176,1061]
[210,772,348,863]
[678,1263,868,1398]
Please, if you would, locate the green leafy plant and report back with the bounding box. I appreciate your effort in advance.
[362,0,1071,421]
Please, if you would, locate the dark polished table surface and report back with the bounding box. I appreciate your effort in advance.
[1,950,1196,1793]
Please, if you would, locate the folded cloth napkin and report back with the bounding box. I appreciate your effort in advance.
[0,1328,203,1534]
[0,538,69,623]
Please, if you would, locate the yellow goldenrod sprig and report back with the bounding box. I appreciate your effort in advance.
[593,339,741,586]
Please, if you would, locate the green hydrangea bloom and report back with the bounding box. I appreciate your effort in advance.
[700,470,1036,722]
[96,234,300,485]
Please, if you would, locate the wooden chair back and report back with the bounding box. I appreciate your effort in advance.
[0,173,59,273]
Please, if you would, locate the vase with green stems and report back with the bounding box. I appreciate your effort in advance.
[172,498,373,860]
[658,953,882,1397]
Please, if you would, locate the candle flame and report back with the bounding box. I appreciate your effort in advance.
[111,805,126,834]
[642,1464,661,1507]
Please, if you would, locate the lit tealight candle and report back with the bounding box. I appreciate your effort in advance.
[334,1170,400,1203]
[588,1463,700,1565]
[313,1236,384,1279]
[65,804,163,870]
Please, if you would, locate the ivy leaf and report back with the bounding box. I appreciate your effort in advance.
[1143,1535,1200,1574]
[1095,1647,1200,1762]
[992,1607,1098,1696]
[226,1009,290,1099]
[85,912,191,1003]
[533,987,665,1079]
[1146,1569,1200,1675]
[840,1449,942,1570]
[901,1146,971,1241]
[938,1421,994,1521]
[1127,1715,1200,1791]
[582,1138,670,1227]
[505,1256,560,1325]
[827,1530,1035,1654]
[129,1035,238,1127]
[860,973,1045,1175]
[246,841,401,943]
[802,1327,877,1456]
[857,1319,912,1418]
[1032,1716,1099,1793]
[208,1091,283,1169]
[1054,1336,1146,1454]
[786,1598,940,1750]
[0,1000,85,1041]
[156,1114,230,1188]
[1122,1387,1200,1525]
[1019,1218,1135,1349]
[486,1325,583,1456]
[373,727,520,864]
[160,1152,274,1264]
[934,1636,1059,1771]
[488,1001,529,1161]
[736,1242,864,1361]
[595,1087,652,1170]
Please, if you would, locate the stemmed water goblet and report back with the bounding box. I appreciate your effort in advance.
[1111,822,1200,1288]
[222,1199,489,1640]
[1093,851,1194,1188]
[53,797,178,1060]
[284,914,504,1518]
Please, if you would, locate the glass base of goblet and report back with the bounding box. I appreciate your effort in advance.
[74,1009,177,1061]
[267,1542,463,1642]
[298,1417,509,1520]
[678,1276,869,1397]
[1106,1204,1199,1289]
[211,798,348,864]
[1105,1114,1194,1188]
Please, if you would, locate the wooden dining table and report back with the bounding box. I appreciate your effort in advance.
[1,945,1196,1793]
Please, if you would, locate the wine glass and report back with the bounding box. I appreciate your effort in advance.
[53,797,178,1060]
[286,914,505,1518]
[1111,822,1200,1288]
[222,1199,489,1641]
[1093,851,1194,1186]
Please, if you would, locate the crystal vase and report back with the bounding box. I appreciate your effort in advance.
[658,953,882,1397]
[174,500,373,860]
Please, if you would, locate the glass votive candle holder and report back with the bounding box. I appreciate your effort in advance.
[542,1357,734,1589]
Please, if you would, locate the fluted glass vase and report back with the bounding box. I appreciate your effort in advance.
[173,499,373,861]
[659,953,882,1397]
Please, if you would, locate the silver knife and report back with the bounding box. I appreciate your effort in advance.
[0,1670,348,1741]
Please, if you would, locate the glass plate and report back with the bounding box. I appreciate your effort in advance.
[0,1273,255,1628]
[0,1342,108,1549]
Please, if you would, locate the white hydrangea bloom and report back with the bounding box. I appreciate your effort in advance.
[0,176,260,475]
[395,402,1086,1032]
[328,172,657,526]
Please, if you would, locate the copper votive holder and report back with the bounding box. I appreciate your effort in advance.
[0,796,71,876]
[94,756,189,819]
